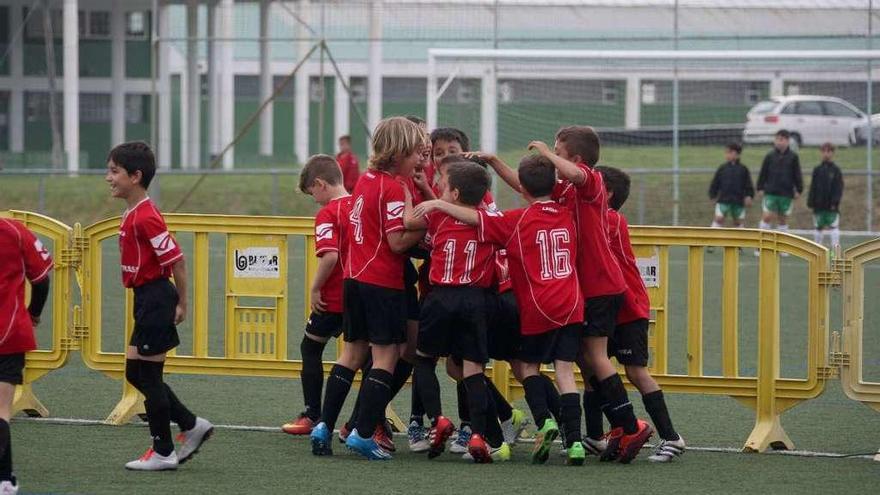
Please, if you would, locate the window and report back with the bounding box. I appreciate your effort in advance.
[80,93,111,123]
[25,8,63,40]
[780,103,797,115]
[822,101,860,118]
[601,84,618,105]
[126,94,147,124]
[126,11,147,37]
[793,101,824,116]
[751,101,778,114]
[499,82,513,103]
[641,83,656,105]
[89,11,110,38]
[744,88,761,105]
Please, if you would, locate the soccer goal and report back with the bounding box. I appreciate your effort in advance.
[426,49,880,228]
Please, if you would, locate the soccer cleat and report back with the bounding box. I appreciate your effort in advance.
[501,409,530,445]
[337,422,351,444]
[531,418,559,465]
[0,478,17,495]
[281,413,316,436]
[467,433,492,463]
[617,420,654,464]
[599,428,623,462]
[407,421,430,453]
[310,421,333,456]
[491,442,512,462]
[583,436,609,456]
[566,441,586,466]
[177,417,214,464]
[373,422,396,453]
[648,435,686,463]
[427,416,455,459]
[124,447,179,471]
[345,428,392,461]
[449,424,472,454]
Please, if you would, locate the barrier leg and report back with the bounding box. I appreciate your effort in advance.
[385,405,406,433]
[12,384,48,418]
[105,379,146,425]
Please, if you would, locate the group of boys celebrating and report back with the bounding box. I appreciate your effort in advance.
[285,116,685,465]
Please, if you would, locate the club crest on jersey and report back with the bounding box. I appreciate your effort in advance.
[386,201,405,220]
[316,223,334,241]
[150,232,176,256]
[33,239,50,260]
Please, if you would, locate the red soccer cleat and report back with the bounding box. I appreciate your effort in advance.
[427,416,455,459]
[617,420,654,464]
[373,422,396,453]
[281,414,316,436]
[467,433,492,464]
[599,427,623,462]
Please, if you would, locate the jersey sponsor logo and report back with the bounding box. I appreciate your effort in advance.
[386,201,404,220]
[33,239,50,260]
[540,206,559,214]
[122,265,138,273]
[150,232,176,256]
[316,223,334,241]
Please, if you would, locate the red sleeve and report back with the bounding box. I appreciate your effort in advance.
[606,209,620,240]
[383,178,406,235]
[314,206,339,257]
[551,180,567,202]
[17,223,53,283]
[575,163,604,203]
[139,213,184,267]
[478,209,517,246]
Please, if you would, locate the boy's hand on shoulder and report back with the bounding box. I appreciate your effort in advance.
[528,140,552,157]
[311,287,327,313]
[174,303,187,325]
[412,199,443,218]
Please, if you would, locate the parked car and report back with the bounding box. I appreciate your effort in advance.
[743,95,868,147]
[852,113,880,145]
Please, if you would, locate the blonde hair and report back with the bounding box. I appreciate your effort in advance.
[368,117,428,171]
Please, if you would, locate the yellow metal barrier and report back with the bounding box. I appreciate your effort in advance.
[492,227,831,453]
[0,210,75,417]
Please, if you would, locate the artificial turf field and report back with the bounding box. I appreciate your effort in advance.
[2,144,880,493]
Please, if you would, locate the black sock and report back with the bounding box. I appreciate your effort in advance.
[413,356,442,421]
[483,383,505,448]
[486,379,513,423]
[410,383,425,426]
[389,359,413,402]
[642,390,678,440]
[522,375,551,430]
[354,369,394,437]
[560,393,583,448]
[138,360,174,456]
[583,390,606,440]
[456,381,471,426]
[539,374,562,422]
[597,374,637,434]
[345,361,372,430]
[321,364,356,432]
[463,374,490,437]
[164,384,197,432]
[300,336,327,420]
[0,419,10,481]
[125,359,144,394]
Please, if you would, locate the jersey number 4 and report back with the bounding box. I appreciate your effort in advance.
[536,229,572,280]
[441,239,478,284]
[350,196,365,244]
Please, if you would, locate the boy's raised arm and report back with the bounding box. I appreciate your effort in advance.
[528,140,586,185]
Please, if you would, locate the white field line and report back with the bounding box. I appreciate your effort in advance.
[16,416,876,460]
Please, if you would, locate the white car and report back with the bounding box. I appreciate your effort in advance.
[743,95,868,147]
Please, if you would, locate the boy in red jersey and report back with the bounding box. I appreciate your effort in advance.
[105,142,212,471]
[415,155,588,466]
[310,117,426,460]
[529,126,652,463]
[595,166,685,462]
[336,135,360,193]
[0,218,53,492]
[282,155,352,436]
[404,162,510,463]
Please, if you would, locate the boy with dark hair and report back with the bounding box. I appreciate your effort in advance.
[282,155,352,436]
[105,141,213,471]
[404,162,511,463]
[709,143,754,229]
[336,135,360,193]
[415,155,588,466]
[0,218,53,493]
[807,142,844,248]
[529,126,652,464]
[595,165,686,463]
[757,129,803,249]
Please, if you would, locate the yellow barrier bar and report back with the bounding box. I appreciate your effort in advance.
[840,239,880,415]
[687,246,704,376]
[193,232,210,358]
[722,246,739,378]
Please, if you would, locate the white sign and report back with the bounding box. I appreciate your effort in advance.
[637,255,660,288]
[233,247,280,279]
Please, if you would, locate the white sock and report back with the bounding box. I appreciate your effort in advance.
[778,224,789,233]
[830,228,840,248]
[711,221,722,228]
[814,230,824,244]
[759,221,771,230]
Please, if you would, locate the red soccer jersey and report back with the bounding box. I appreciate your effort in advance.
[478,201,584,335]
[0,219,54,354]
[552,164,626,299]
[424,211,495,288]
[336,151,361,193]
[118,198,184,289]
[314,195,352,313]
[345,170,407,290]
[494,249,513,293]
[607,209,650,324]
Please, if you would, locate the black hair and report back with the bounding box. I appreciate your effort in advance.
[429,127,470,152]
[107,141,156,189]
[595,165,631,211]
[299,154,343,193]
[726,142,743,155]
[517,155,556,198]
[775,129,790,139]
[446,162,490,206]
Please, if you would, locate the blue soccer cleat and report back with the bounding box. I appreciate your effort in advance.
[310,422,333,456]
[345,428,393,461]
